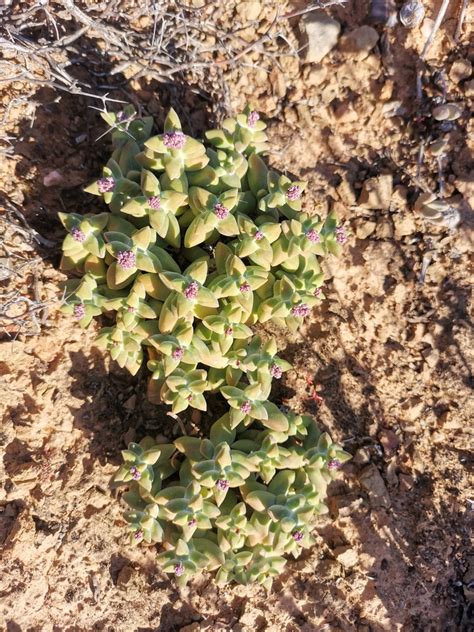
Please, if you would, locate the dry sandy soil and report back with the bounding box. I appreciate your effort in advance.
[0,1,473,631]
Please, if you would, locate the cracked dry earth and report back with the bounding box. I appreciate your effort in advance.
[1,1,473,631]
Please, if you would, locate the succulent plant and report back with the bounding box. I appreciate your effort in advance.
[60,104,349,588]
[114,413,350,588]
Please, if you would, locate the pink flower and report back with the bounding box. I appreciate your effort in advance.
[292,531,304,543]
[174,562,185,576]
[225,327,233,336]
[216,479,229,491]
[291,303,310,318]
[270,364,282,379]
[335,226,347,244]
[328,458,341,471]
[163,131,186,150]
[187,518,197,527]
[74,304,85,320]
[97,176,115,193]
[254,230,264,241]
[305,229,320,243]
[241,400,252,414]
[172,347,184,360]
[314,287,322,297]
[239,282,251,293]
[286,185,301,201]
[248,111,260,128]
[134,529,143,540]
[127,306,137,313]
[116,250,136,270]
[130,466,141,480]
[71,227,86,242]
[214,202,229,219]
[187,394,193,402]
[148,196,161,210]
[184,281,199,300]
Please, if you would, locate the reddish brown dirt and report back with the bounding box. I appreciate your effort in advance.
[1,2,473,631]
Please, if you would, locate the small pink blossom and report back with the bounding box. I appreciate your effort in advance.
[292,531,304,543]
[148,196,161,210]
[239,282,251,293]
[254,230,264,241]
[71,227,86,242]
[286,185,301,201]
[328,458,341,471]
[241,400,252,414]
[216,479,229,491]
[183,281,199,300]
[214,202,229,219]
[225,327,233,336]
[130,466,141,480]
[188,518,197,527]
[270,364,282,379]
[163,131,186,149]
[305,229,320,243]
[174,562,185,576]
[116,250,136,270]
[172,347,184,360]
[97,176,115,193]
[314,287,323,297]
[291,303,310,318]
[127,306,137,313]
[248,111,260,128]
[134,529,143,540]
[335,226,347,244]
[74,304,85,320]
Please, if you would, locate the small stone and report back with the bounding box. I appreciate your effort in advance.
[355,220,376,240]
[124,394,137,410]
[359,464,391,508]
[379,430,400,455]
[236,1,261,21]
[117,565,133,586]
[306,64,328,86]
[464,80,474,98]
[358,175,393,210]
[353,448,371,465]
[376,219,394,239]
[422,347,439,368]
[398,473,415,491]
[301,12,341,64]
[449,59,472,84]
[334,545,359,569]
[339,26,379,60]
[43,170,64,187]
[337,177,356,206]
[333,101,358,123]
[393,213,417,239]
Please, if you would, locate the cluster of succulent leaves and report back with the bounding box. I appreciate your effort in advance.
[59,105,349,587]
[114,414,350,589]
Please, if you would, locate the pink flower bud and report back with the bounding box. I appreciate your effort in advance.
[116,250,136,270]
[240,400,252,414]
[74,304,85,319]
[183,281,199,299]
[286,185,301,201]
[148,196,161,210]
[97,176,115,193]
[305,229,320,243]
[214,202,229,219]
[174,562,185,576]
[239,282,251,293]
[71,227,86,242]
[172,347,184,360]
[163,131,186,149]
[270,364,282,379]
[291,303,310,318]
[248,111,260,128]
[216,479,229,491]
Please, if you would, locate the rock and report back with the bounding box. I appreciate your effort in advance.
[355,220,376,239]
[117,565,133,586]
[306,64,328,86]
[339,26,379,60]
[393,213,417,239]
[358,175,393,210]
[236,1,261,21]
[354,447,371,465]
[422,347,439,368]
[379,430,400,455]
[333,100,358,123]
[464,79,474,98]
[334,545,359,569]
[398,473,415,491]
[301,12,341,64]
[449,59,472,84]
[43,170,64,187]
[123,394,137,410]
[337,177,357,206]
[359,464,391,508]
[376,219,394,239]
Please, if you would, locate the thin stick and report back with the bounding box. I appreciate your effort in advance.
[455,0,469,42]
[421,0,451,60]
